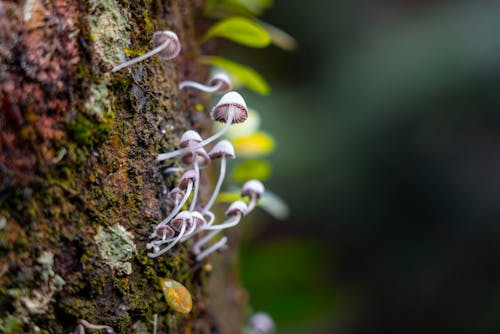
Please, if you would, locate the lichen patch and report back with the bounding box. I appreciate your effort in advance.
[94,224,136,275]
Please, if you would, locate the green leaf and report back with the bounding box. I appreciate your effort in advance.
[232,131,275,157]
[202,17,271,48]
[200,56,271,94]
[233,159,272,182]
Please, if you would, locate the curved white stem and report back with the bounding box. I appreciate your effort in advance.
[189,159,200,211]
[202,156,226,214]
[151,181,192,238]
[201,214,241,231]
[111,38,172,72]
[147,223,186,258]
[193,230,220,254]
[163,166,185,174]
[157,110,234,161]
[196,236,228,261]
[179,80,222,92]
[246,195,258,213]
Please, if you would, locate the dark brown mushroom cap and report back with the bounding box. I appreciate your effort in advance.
[225,200,248,217]
[210,91,248,124]
[179,170,197,190]
[241,180,265,199]
[191,211,207,228]
[181,148,211,166]
[170,211,193,231]
[208,140,235,159]
[179,130,202,148]
[156,225,175,239]
[153,30,181,60]
[208,73,232,93]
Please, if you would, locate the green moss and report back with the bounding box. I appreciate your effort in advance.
[71,115,114,146]
[0,314,23,334]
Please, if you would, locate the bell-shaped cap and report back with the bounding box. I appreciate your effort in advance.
[181,148,211,167]
[179,130,202,148]
[241,180,265,199]
[208,140,235,159]
[225,200,248,217]
[170,211,193,231]
[179,170,197,190]
[153,30,181,60]
[210,91,248,124]
[156,225,175,239]
[208,72,232,93]
[191,211,207,228]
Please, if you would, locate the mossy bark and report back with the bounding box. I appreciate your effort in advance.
[0,0,246,333]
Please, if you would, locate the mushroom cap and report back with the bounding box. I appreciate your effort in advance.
[170,211,193,231]
[208,72,232,93]
[153,30,181,60]
[179,170,197,190]
[191,211,207,228]
[179,130,202,148]
[168,187,185,202]
[181,147,211,167]
[156,225,175,239]
[225,200,248,217]
[210,91,248,124]
[208,140,235,159]
[241,180,265,199]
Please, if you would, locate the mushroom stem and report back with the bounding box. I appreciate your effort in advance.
[179,80,223,92]
[189,157,200,211]
[201,214,242,231]
[193,230,219,254]
[157,110,234,161]
[147,223,187,258]
[111,35,173,73]
[202,156,226,213]
[246,195,258,213]
[151,181,192,238]
[163,166,185,174]
[196,235,228,261]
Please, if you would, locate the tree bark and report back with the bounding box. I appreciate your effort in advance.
[0,0,246,332]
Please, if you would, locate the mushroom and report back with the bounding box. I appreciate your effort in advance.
[241,179,265,213]
[180,147,211,211]
[202,140,236,215]
[111,30,181,73]
[157,91,248,161]
[179,72,232,93]
[148,211,193,258]
[151,170,196,239]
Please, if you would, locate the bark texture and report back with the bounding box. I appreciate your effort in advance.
[0,0,246,332]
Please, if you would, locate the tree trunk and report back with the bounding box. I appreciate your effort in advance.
[0,0,246,332]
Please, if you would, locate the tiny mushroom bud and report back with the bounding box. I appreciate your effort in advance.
[157,91,248,161]
[202,140,236,214]
[247,312,276,334]
[179,72,232,93]
[241,179,265,212]
[111,30,181,72]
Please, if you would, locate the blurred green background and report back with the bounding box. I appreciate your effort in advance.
[218,1,500,333]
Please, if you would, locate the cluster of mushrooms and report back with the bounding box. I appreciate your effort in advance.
[112,30,265,261]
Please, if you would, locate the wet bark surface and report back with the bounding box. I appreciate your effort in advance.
[0,0,246,332]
